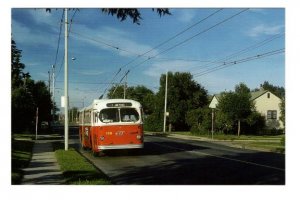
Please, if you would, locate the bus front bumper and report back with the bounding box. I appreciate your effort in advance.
[98,144,143,150]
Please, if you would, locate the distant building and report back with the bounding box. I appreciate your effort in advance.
[209,90,283,129]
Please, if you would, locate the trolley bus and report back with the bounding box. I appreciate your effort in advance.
[78,99,144,155]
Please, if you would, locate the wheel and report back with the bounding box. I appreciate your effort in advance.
[91,137,99,157]
[92,149,99,157]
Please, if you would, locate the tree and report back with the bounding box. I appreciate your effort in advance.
[30,81,53,125]
[186,107,212,134]
[11,39,53,132]
[11,39,25,89]
[107,85,155,115]
[101,8,171,25]
[12,87,35,132]
[217,83,253,136]
[11,39,34,132]
[253,81,285,99]
[46,8,171,25]
[244,111,266,134]
[152,72,208,131]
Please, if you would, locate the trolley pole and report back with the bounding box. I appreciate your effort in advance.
[163,72,168,133]
[64,8,69,151]
[123,70,129,99]
[124,72,127,99]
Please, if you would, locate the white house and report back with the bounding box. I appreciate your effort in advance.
[209,90,284,129]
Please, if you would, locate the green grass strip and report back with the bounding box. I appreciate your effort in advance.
[11,138,34,184]
[53,142,111,185]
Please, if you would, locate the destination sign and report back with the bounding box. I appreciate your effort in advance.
[106,102,132,107]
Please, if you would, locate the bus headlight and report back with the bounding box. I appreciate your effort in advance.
[100,136,105,141]
[136,135,142,140]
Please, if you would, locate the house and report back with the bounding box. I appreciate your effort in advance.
[209,90,284,129]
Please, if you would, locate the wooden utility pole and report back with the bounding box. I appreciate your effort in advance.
[35,107,39,140]
[163,72,168,133]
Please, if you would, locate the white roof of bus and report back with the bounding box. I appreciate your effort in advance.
[79,99,141,111]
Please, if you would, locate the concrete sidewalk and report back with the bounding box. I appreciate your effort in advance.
[21,140,66,185]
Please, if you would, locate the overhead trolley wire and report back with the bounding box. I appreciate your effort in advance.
[193,48,285,77]
[106,9,249,99]
[118,9,224,71]
[189,33,284,72]
[111,70,130,96]
[218,33,284,62]
[128,8,249,71]
[152,9,249,58]
[53,10,64,69]
[101,9,224,98]
[55,9,80,83]
[99,68,122,99]
[70,30,142,57]
[68,9,79,35]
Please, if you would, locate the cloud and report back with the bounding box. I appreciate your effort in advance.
[175,9,197,23]
[249,8,267,14]
[12,19,57,48]
[75,69,103,76]
[28,9,58,25]
[71,25,159,58]
[143,60,199,78]
[247,24,284,37]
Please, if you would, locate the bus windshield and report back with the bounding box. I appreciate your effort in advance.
[99,108,139,123]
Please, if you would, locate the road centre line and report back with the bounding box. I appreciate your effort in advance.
[152,141,285,172]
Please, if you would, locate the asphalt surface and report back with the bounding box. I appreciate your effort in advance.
[73,135,285,185]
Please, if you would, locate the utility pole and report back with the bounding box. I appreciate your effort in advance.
[48,71,50,93]
[163,72,168,133]
[64,8,69,151]
[35,107,39,140]
[52,64,55,121]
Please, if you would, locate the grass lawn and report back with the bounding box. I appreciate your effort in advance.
[53,142,111,185]
[11,136,34,184]
[170,131,285,153]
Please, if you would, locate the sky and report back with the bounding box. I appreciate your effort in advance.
[11,8,285,110]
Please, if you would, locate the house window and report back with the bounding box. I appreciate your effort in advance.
[267,93,270,98]
[267,110,277,120]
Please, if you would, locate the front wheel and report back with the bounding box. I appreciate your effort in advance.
[92,149,99,157]
[91,136,99,157]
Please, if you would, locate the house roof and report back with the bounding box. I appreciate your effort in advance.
[250,90,269,101]
[211,90,271,102]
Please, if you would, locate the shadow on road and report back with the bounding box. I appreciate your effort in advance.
[100,140,210,157]
[111,152,285,185]
[68,132,285,185]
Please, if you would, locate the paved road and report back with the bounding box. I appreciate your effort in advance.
[71,135,285,185]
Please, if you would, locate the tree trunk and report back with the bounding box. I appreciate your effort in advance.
[237,120,241,137]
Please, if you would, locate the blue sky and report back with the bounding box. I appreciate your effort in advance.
[11,8,285,109]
